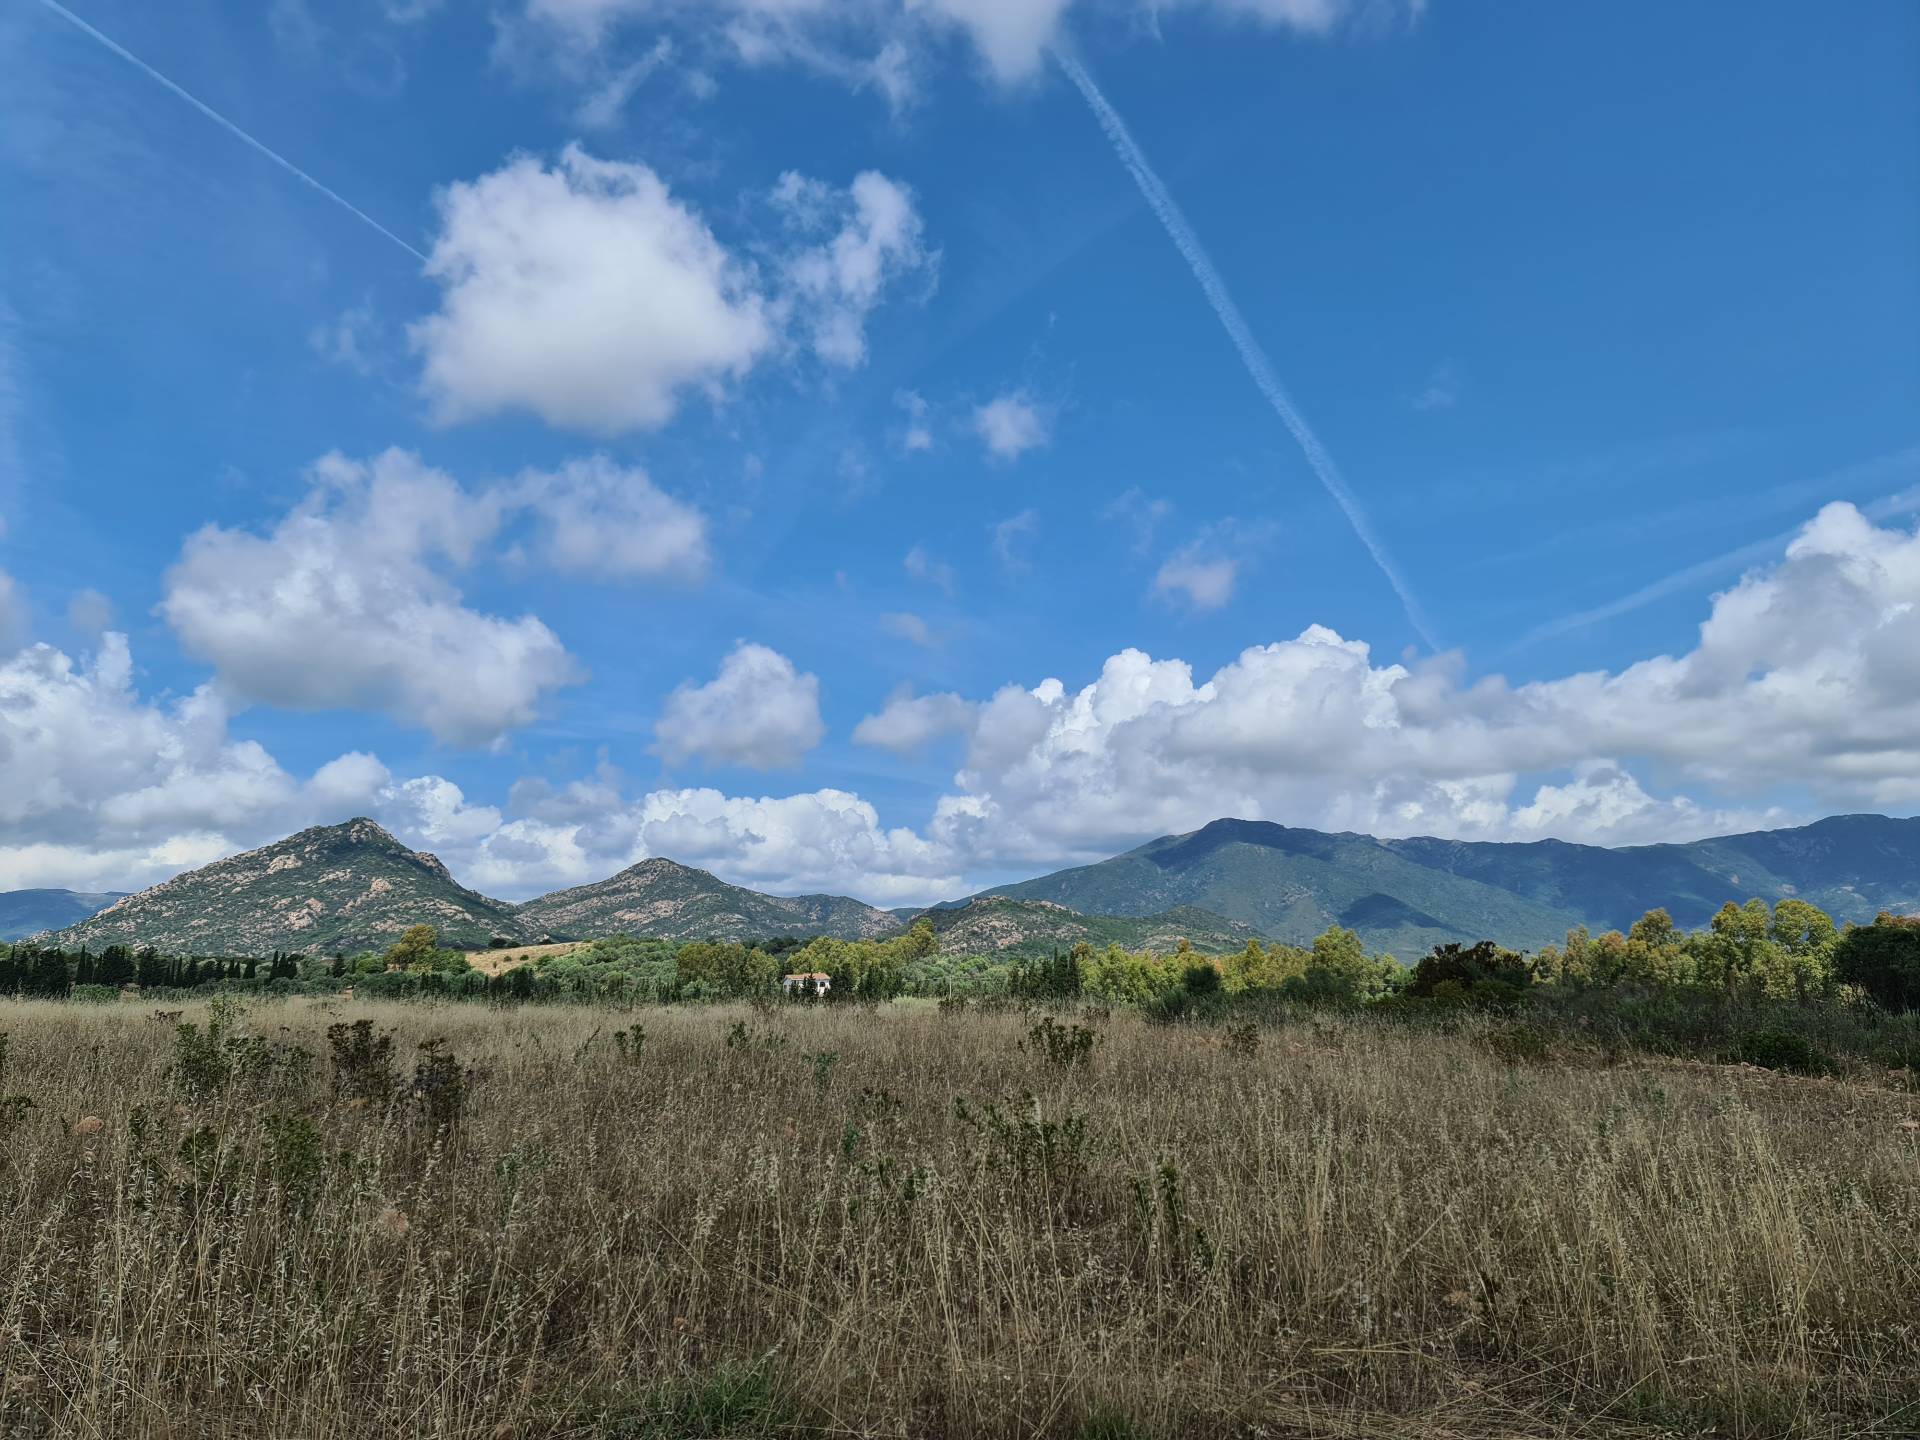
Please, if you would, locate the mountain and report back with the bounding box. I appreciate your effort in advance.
[1383,814,1920,934]
[985,815,1920,956]
[43,820,537,956]
[915,896,1262,958]
[514,858,900,943]
[0,889,127,942]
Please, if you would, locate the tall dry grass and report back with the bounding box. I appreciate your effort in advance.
[0,997,1912,1439]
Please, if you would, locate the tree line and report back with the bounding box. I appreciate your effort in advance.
[2,900,1915,1016]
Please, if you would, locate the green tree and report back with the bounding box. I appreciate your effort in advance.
[1833,913,1920,1010]
[383,925,441,971]
[95,945,137,988]
[1693,899,1779,994]
[28,947,71,999]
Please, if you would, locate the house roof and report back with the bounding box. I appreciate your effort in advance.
[783,971,831,981]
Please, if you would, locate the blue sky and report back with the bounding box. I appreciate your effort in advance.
[1,0,1916,905]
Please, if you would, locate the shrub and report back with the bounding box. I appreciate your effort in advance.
[1736,1028,1834,1077]
[327,1019,396,1102]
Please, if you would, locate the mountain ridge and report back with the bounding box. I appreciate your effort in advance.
[29,812,1920,959]
[0,889,128,942]
[985,814,1920,953]
[43,819,540,956]
[513,857,900,942]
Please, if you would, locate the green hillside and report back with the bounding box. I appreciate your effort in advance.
[514,858,900,942]
[44,820,536,956]
[913,896,1262,957]
[985,815,1920,954]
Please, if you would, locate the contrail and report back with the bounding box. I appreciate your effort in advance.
[1507,479,1920,654]
[1052,47,1440,652]
[33,0,426,264]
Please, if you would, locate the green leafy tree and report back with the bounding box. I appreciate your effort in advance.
[1833,913,1920,1011]
[383,925,441,970]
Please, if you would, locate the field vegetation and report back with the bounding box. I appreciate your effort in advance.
[0,987,1915,1438]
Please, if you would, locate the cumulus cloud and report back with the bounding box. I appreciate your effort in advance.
[512,455,711,581]
[973,391,1049,462]
[773,170,933,367]
[16,497,1919,913]
[161,449,578,747]
[1151,520,1271,611]
[917,502,1920,867]
[854,687,976,755]
[0,633,305,891]
[1152,548,1238,610]
[411,147,930,434]
[654,642,826,770]
[413,145,774,434]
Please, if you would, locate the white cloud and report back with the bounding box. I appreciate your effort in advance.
[411,147,931,434]
[1104,487,1172,554]
[160,449,578,747]
[918,502,1920,868]
[909,0,1074,83]
[1150,520,1270,611]
[413,145,773,434]
[17,497,1919,915]
[990,508,1040,573]
[310,302,384,375]
[854,687,976,755]
[773,170,933,367]
[0,633,301,891]
[1153,548,1238,610]
[66,587,113,634]
[575,35,674,128]
[654,642,826,770]
[879,611,935,646]
[513,455,711,582]
[513,0,1414,104]
[895,389,934,452]
[904,543,956,596]
[973,391,1049,462]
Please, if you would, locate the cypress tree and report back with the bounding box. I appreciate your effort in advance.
[98,945,136,988]
[31,948,71,999]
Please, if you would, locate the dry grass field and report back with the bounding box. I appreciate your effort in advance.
[0,996,1913,1439]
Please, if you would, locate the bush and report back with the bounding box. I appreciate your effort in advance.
[1408,941,1534,1008]
[69,984,121,1004]
[1735,1028,1834,1077]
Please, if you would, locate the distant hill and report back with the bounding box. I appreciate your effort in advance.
[914,896,1262,957]
[513,858,900,943]
[43,820,538,956]
[1,889,127,942]
[985,814,1920,955]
